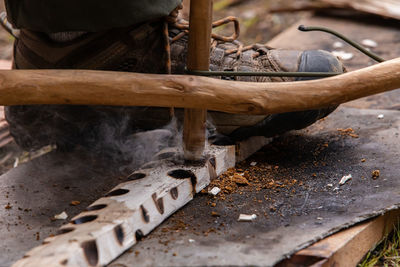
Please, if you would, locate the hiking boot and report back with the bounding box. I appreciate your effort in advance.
[169,23,344,141]
[5,14,344,152]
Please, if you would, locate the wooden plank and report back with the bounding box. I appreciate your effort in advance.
[320,0,400,21]
[279,209,400,267]
[183,0,213,160]
[270,0,400,21]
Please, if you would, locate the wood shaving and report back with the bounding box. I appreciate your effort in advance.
[209,187,221,196]
[70,201,81,206]
[339,174,352,185]
[54,211,68,220]
[238,214,257,221]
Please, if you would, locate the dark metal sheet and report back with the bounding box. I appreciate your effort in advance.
[2,13,400,267]
[111,107,400,266]
[0,152,126,267]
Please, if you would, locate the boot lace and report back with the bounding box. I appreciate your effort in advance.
[163,4,270,75]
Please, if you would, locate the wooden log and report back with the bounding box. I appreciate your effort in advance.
[0,57,399,114]
[184,0,213,161]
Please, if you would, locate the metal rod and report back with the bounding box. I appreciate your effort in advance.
[298,25,386,63]
[186,70,341,77]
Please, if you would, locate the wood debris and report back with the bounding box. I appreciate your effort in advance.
[338,128,359,138]
[231,173,250,185]
[319,0,400,21]
[372,170,380,179]
[339,174,352,185]
[238,214,257,222]
[53,211,68,220]
[69,201,80,206]
[361,39,378,48]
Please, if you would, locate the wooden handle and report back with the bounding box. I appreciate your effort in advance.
[183,0,212,161]
[1,57,400,114]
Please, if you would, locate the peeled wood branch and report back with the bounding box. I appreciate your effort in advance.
[183,0,212,160]
[0,57,400,115]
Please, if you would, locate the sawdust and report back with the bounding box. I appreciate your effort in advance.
[337,128,359,138]
[204,168,244,196]
[204,160,301,202]
[372,170,380,179]
[232,173,250,185]
[160,218,189,234]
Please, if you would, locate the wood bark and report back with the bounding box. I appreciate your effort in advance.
[0,58,399,114]
[184,0,212,161]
